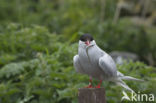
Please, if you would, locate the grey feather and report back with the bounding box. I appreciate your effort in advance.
[116,79,134,92]
[119,76,144,81]
[73,55,85,74]
[99,54,117,78]
[117,71,144,81]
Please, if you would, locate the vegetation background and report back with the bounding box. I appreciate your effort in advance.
[0,0,156,103]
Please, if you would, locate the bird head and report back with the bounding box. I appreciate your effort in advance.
[79,34,96,48]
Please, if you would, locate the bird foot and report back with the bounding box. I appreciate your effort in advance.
[95,80,102,88]
[95,85,101,88]
[85,84,93,88]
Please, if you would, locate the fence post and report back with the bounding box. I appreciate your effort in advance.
[78,88,106,103]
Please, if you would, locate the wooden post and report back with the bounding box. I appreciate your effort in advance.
[78,88,106,103]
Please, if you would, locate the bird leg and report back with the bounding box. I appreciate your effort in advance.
[85,77,93,88]
[95,80,102,88]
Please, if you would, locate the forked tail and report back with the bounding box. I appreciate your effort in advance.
[117,71,144,81]
[116,71,144,92]
[116,79,134,92]
[119,76,144,81]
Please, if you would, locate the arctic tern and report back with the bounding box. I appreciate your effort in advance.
[73,34,143,92]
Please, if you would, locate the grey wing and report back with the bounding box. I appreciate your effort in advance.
[99,54,117,77]
[73,55,85,74]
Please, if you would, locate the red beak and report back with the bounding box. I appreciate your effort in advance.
[85,40,90,45]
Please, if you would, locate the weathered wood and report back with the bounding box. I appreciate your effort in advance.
[78,88,106,103]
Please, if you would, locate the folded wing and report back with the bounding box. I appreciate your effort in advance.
[99,54,117,77]
[73,55,85,74]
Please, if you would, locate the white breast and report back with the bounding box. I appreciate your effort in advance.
[78,45,105,79]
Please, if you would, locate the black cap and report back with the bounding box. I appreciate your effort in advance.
[80,34,94,42]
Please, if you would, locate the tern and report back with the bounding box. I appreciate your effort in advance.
[73,34,143,91]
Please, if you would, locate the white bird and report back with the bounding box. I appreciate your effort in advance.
[73,34,143,91]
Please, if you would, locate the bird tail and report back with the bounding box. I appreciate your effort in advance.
[116,79,134,92]
[115,71,144,92]
[119,76,144,82]
[117,71,144,82]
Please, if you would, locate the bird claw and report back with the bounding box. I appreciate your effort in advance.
[95,80,102,88]
[95,85,101,88]
[85,84,93,88]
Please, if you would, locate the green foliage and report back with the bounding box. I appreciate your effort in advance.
[0,23,66,67]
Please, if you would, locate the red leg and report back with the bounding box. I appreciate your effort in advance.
[95,80,102,88]
[85,77,93,88]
